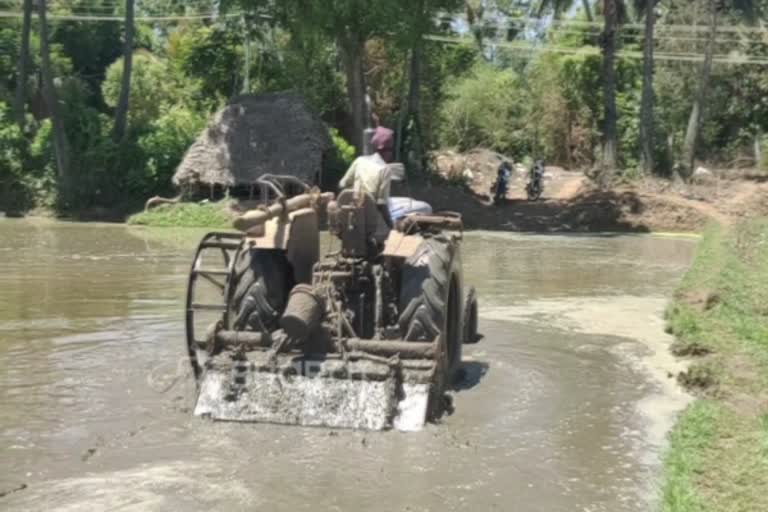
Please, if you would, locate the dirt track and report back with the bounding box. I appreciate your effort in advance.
[395,166,768,233]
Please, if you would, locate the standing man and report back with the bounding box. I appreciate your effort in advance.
[493,161,512,204]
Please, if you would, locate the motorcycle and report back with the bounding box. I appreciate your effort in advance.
[526,161,545,201]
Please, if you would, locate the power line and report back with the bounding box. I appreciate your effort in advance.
[424,34,768,66]
[0,9,240,20]
[534,24,766,44]
[536,26,766,45]
[1,6,766,62]
[502,14,768,35]
[440,27,768,54]
[1,6,766,35]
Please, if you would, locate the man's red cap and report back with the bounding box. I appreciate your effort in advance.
[371,126,394,151]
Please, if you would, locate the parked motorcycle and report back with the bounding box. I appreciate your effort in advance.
[526,160,545,201]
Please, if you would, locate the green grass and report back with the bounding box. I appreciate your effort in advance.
[126,201,235,228]
[662,401,720,512]
[662,218,768,512]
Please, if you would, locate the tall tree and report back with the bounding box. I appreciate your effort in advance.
[399,0,459,166]
[38,0,70,186]
[681,0,718,177]
[398,0,428,166]
[465,0,486,49]
[269,1,411,153]
[13,0,33,129]
[638,0,656,174]
[112,0,135,141]
[539,0,620,174]
[339,29,368,152]
[679,0,760,176]
[599,0,620,175]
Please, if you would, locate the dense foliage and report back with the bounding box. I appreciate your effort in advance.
[0,0,767,215]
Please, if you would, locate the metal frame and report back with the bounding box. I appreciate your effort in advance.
[185,231,244,381]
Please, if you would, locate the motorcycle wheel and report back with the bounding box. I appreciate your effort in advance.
[527,183,542,201]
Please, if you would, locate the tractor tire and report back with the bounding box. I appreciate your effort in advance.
[228,248,293,332]
[463,286,479,344]
[398,237,463,385]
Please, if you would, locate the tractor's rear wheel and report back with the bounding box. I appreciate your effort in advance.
[463,286,479,344]
[228,248,293,332]
[398,237,463,412]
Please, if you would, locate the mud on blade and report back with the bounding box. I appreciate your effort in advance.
[193,356,431,431]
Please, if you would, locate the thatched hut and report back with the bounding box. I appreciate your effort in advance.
[173,92,333,197]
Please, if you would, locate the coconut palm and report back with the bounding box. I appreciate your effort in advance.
[681,0,760,177]
[38,0,70,186]
[598,0,622,174]
[13,0,33,129]
[537,0,625,175]
[112,0,135,141]
[636,0,657,174]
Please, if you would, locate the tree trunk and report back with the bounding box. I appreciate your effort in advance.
[38,0,70,184]
[398,0,426,169]
[406,38,423,132]
[600,0,619,176]
[112,0,135,141]
[681,0,717,178]
[639,0,656,174]
[241,14,251,94]
[13,0,33,129]
[402,38,425,171]
[582,0,594,22]
[466,2,486,55]
[339,35,367,154]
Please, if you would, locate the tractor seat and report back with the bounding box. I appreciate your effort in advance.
[328,189,390,258]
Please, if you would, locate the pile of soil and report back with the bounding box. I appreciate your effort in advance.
[431,149,515,195]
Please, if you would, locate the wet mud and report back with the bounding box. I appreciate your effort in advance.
[0,220,696,511]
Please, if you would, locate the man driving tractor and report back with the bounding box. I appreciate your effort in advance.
[338,125,397,228]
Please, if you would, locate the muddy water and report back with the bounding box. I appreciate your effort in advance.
[0,220,696,511]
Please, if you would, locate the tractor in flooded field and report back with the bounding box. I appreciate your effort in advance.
[185,175,479,431]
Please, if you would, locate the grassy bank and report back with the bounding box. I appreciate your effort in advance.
[126,201,234,228]
[662,219,768,512]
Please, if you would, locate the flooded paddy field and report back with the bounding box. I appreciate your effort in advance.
[0,220,695,511]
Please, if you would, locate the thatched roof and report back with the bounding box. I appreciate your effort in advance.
[173,92,332,189]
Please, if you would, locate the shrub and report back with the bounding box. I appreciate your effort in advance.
[321,128,356,189]
[437,63,529,157]
[137,105,207,196]
[330,128,355,166]
[102,51,175,128]
[168,25,243,101]
[0,102,27,211]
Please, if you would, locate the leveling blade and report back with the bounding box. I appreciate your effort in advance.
[193,354,432,431]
